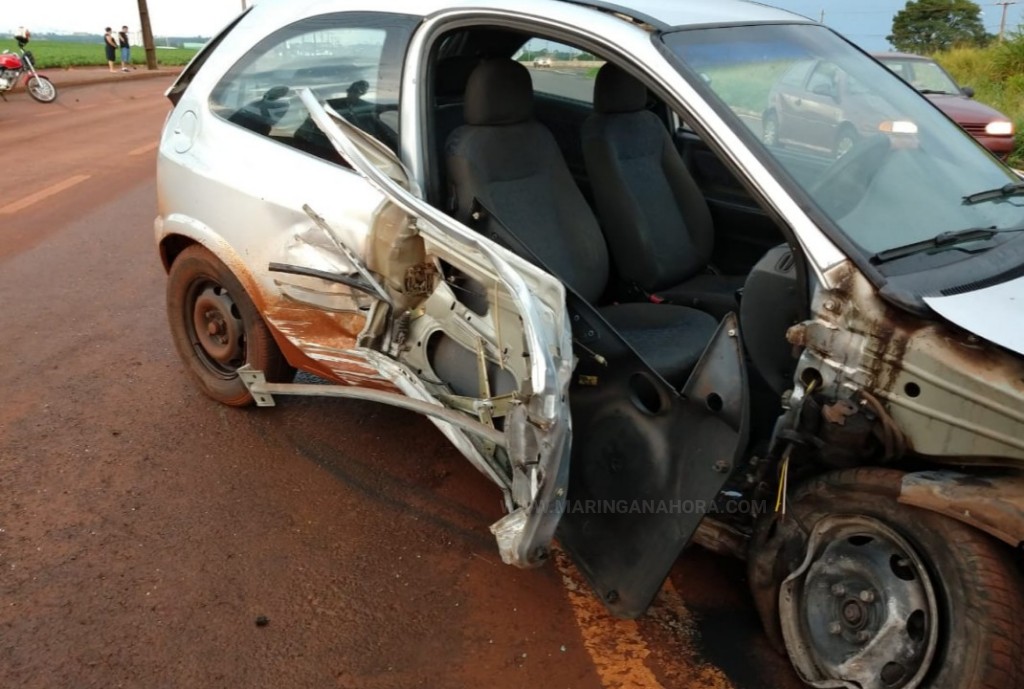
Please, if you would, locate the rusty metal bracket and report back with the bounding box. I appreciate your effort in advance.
[237,365,506,448]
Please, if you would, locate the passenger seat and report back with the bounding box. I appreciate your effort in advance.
[582,64,744,319]
[445,58,717,385]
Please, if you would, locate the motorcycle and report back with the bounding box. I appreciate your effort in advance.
[0,34,57,103]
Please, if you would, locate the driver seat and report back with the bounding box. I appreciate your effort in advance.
[582,64,744,319]
[445,58,717,384]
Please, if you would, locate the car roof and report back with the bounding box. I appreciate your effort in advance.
[253,0,808,30]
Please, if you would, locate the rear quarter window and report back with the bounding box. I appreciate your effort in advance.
[208,12,416,163]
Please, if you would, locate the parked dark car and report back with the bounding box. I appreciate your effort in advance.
[762,58,896,157]
[875,51,1015,158]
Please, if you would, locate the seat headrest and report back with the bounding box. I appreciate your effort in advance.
[435,56,479,98]
[593,64,648,114]
[464,58,533,125]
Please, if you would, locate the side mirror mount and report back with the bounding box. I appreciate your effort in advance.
[961,85,975,99]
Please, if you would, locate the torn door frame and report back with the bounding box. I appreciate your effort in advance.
[235,89,576,568]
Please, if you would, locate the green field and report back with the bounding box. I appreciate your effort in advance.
[0,39,198,69]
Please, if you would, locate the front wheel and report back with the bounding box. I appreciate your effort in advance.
[767,469,1024,689]
[166,245,294,406]
[26,76,57,103]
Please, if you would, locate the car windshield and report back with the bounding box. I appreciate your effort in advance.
[662,24,1024,256]
[878,56,960,94]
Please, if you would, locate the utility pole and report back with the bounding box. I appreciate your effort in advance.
[241,0,248,10]
[819,9,825,23]
[996,1,1017,41]
[137,0,158,70]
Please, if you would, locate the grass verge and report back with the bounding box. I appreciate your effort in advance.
[0,39,198,69]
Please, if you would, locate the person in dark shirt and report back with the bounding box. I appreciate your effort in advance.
[118,26,131,72]
[104,27,118,73]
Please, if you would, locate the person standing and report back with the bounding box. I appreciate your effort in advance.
[118,25,131,72]
[104,27,118,73]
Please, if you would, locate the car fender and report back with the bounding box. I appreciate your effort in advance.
[898,470,1024,547]
[155,214,265,302]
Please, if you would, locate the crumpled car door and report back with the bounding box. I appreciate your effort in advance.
[297,90,575,569]
[299,91,749,617]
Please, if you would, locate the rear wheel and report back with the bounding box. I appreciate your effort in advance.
[26,76,56,103]
[770,469,1024,689]
[166,245,293,406]
[835,125,857,158]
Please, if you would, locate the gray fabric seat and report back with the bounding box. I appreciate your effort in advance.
[434,56,478,169]
[445,58,716,384]
[582,64,744,319]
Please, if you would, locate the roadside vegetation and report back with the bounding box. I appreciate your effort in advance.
[933,36,1024,166]
[0,39,198,69]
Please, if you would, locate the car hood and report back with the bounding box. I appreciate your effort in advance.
[924,274,1024,355]
[926,93,1009,124]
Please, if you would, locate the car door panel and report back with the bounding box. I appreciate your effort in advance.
[301,91,577,569]
[557,303,749,619]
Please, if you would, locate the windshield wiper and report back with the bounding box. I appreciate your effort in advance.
[962,182,1024,205]
[917,88,952,95]
[871,226,1003,264]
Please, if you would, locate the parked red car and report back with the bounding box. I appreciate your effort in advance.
[875,52,1015,158]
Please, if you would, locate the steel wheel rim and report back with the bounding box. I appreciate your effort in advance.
[186,279,246,377]
[780,515,940,689]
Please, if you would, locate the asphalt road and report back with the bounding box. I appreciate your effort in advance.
[530,67,597,101]
[0,77,802,689]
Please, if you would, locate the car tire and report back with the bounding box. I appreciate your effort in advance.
[835,125,857,158]
[772,469,1024,689]
[166,244,294,406]
[762,111,780,147]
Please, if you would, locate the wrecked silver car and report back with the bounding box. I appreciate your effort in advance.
[156,1,1024,687]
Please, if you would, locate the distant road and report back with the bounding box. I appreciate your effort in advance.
[528,66,597,102]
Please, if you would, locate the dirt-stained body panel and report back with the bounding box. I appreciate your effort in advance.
[788,262,1024,462]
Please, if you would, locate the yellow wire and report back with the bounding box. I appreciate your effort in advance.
[775,449,790,513]
[775,379,816,515]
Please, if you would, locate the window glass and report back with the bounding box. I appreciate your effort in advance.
[209,12,414,163]
[663,24,1022,257]
[778,60,811,87]
[516,38,604,104]
[879,57,961,94]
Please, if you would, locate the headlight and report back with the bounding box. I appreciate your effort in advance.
[879,120,919,134]
[985,121,1014,136]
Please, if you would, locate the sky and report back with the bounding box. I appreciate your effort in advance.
[11,0,247,38]
[10,1,1024,48]
[767,1,1024,50]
